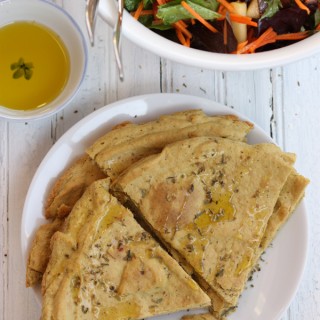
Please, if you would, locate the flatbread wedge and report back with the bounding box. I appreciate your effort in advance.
[45,154,106,219]
[188,170,309,317]
[34,112,252,288]
[87,110,252,160]
[86,110,253,179]
[41,178,210,320]
[258,170,309,253]
[45,111,253,220]
[26,218,64,287]
[112,136,296,317]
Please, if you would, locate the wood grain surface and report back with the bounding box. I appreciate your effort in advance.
[0,1,319,319]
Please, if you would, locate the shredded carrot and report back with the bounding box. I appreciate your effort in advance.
[294,0,310,14]
[223,19,228,45]
[174,21,193,39]
[236,27,277,54]
[140,10,154,15]
[229,13,258,27]
[191,18,196,25]
[181,1,218,33]
[217,4,227,20]
[175,28,190,46]
[217,0,236,13]
[133,1,144,20]
[275,31,309,41]
[232,40,248,53]
[237,40,248,51]
[248,27,277,53]
[178,19,188,28]
[156,0,166,5]
[131,9,154,17]
[316,24,320,31]
[185,36,191,47]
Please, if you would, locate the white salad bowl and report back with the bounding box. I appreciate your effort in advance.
[0,0,87,121]
[99,0,320,71]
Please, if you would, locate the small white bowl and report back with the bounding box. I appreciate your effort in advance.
[0,0,87,121]
[99,0,320,71]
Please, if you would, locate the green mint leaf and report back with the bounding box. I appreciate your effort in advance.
[10,62,19,70]
[13,68,24,79]
[24,68,33,80]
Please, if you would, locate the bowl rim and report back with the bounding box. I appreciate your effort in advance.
[0,0,88,121]
[99,0,320,71]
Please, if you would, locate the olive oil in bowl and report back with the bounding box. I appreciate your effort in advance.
[0,21,70,111]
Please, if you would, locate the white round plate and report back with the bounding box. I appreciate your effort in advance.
[21,93,308,319]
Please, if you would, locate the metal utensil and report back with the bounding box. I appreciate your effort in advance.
[86,0,124,80]
[85,0,100,46]
[113,0,124,81]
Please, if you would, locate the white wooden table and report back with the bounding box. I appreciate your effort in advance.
[1,0,320,319]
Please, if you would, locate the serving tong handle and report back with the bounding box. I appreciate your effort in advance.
[85,0,100,46]
[85,0,124,81]
[113,0,124,81]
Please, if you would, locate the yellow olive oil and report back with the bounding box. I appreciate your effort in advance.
[0,21,70,110]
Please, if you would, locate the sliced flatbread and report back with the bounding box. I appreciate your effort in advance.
[45,111,252,220]
[41,178,210,320]
[35,112,252,288]
[45,154,106,219]
[259,170,309,253]
[86,110,253,179]
[182,170,309,318]
[26,218,63,287]
[112,136,296,315]
[86,110,252,160]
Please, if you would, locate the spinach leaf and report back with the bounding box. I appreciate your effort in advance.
[157,0,220,25]
[139,14,154,26]
[261,0,282,19]
[191,0,219,11]
[125,0,141,12]
[143,0,154,9]
[125,0,153,12]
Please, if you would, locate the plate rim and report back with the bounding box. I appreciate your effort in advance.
[20,92,309,319]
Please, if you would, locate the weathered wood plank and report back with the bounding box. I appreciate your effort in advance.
[6,120,52,320]
[0,119,8,320]
[1,1,320,319]
[272,55,320,320]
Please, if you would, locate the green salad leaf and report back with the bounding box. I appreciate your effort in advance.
[138,14,155,27]
[125,0,153,11]
[261,0,282,19]
[315,8,320,27]
[143,0,154,9]
[150,23,175,30]
[191,0,219,11]
[157,0,220,25]
[125,0,141,12]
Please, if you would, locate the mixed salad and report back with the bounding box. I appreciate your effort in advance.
[125,0,319,53]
